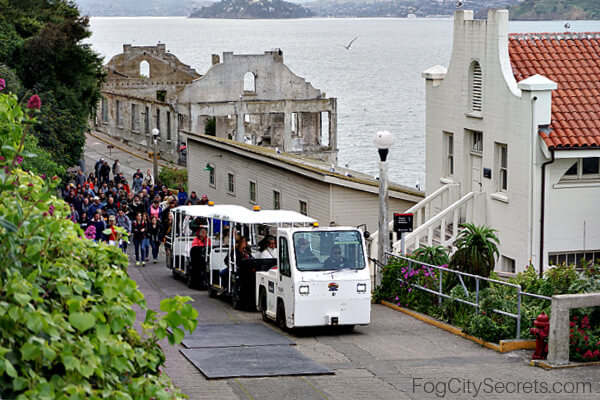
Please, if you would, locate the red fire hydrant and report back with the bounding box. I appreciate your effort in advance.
[530,312,550,360]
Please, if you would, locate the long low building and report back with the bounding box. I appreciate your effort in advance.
[186,132,423,235]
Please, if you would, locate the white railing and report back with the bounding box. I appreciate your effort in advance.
[369,183,460,261]
[393,191,477,253]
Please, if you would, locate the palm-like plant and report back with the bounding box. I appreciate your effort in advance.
[414,245,450,266]
[449,223,500,277]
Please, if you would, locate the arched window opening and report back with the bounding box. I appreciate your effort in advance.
[469,61,482,113]
[244,71,256,92]
[140,60,150,78]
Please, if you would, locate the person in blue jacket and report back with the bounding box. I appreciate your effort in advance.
[177,186,188,206]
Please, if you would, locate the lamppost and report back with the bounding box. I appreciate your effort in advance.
[152,128,160,184]
[374,130,393,286]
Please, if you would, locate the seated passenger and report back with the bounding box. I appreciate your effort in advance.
[259,236,277,259]
[219,236,252,294]
[192,227,211,248]
[296,238,317,261]
[323,245,348,269]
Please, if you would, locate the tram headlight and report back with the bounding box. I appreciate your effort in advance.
[298,285,310,295]
[356,283,367,293]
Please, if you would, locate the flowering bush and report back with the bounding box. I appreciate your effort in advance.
[0,91,196,398]
[158,164,187,192]
[376,245,600,359]
[570,315,600,362]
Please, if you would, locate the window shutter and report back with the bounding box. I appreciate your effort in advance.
[471,62,482,112]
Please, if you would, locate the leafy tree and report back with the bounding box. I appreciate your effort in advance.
[449,223,500,278]
[0,92,193,398]
[0,0,104,168]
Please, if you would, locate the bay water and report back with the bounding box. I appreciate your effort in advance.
[86,17,600,187]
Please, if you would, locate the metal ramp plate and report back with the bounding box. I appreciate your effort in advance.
[180,345,334,379]
[180,323,294,349]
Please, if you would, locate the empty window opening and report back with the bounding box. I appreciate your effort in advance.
[131,103,140,131]
[140,60,150,78]
[469,61,483,113]
[101,97,108,123]
[156,90,166,102]
[243,72,256,92]
[166,111,171,141]
[320,111,330,147]
[291,112,298,136]
[144,106,150,133]
[116,100,123,126]
[156,109,161,135]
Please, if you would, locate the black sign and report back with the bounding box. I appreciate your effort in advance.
[483,168,492,179]
[393,213,414,233]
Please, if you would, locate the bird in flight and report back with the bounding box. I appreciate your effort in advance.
[456,1,463,8]
[342,37,358,50]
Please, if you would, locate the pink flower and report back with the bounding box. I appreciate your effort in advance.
[49,205,55,216]
[27,95,41,110]
[0,78,5,91]
[16,155,23,165]
[84,225,96,240]
[408,287,412,293]
[0,156,5,162]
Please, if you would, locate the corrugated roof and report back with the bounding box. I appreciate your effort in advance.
[509,32,600,149]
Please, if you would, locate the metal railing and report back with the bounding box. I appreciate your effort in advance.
[386,253,552,339]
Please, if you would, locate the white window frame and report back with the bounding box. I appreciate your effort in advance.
[208,165,216,188]
[495,142,508,192]
[561,157,600,181]
[299,200,308,216]
[273,190,281,210]
[227,172,235,195]
[249,180,257,204]
[444,132,454,177]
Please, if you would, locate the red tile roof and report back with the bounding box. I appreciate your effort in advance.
[509,33,600,149]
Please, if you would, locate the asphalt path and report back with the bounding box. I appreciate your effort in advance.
[85,132,600,400]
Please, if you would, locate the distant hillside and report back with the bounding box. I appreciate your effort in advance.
[73,0,210,16]
[510,0,600,20]
[189,0,314,18]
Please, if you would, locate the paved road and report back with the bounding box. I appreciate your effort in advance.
[85,132,600,400]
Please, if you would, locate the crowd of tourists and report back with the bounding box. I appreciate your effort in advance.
[61,157,209,266]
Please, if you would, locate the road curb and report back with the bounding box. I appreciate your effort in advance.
[380,300,536,353]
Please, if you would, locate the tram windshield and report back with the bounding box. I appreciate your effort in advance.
[293,231,365,271]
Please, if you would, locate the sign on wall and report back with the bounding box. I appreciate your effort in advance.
[393,213,413,233]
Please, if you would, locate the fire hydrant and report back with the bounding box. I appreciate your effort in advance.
[530,312,550,360]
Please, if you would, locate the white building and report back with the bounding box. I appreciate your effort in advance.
[417,10,600,273]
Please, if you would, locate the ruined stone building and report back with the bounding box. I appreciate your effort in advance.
[93,44,337,163]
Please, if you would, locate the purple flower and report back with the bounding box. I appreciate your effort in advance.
[408,287,412,293]
[16,155,23,165]
[49,204,55,216]
[0,78,5,91]
[394,296,398,301]
[84,225,96,240]
[27,95,41,110]
[0,156,5,162]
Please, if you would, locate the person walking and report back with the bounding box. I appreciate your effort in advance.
[112,159,121,181]
[141,213,151,262]
[148,216,162,263]
[144,169,154,187]
[132,213,147,266]
[116,208,131,253]
[132,173,143,194]
[177,186,188,206]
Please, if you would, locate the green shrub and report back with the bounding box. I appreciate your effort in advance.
[0,92,196,398]
[463,314,514,344]
[158,164,187,191]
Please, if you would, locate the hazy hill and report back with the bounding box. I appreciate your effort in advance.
[73,0,210,16]
[510,0,600,20]
[189,0,314,18]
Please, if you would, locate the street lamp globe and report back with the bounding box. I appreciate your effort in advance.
[152,128,160,137]
[373,130,393,150]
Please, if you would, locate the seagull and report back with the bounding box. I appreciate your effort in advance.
[344,163,350,168]
[329,164,336,173]
[345,172,353,178]
[416,180,421,191]
[342,37,358,50]
[455,1,463,8]
[564,22,571,30]
[275,147,281,154]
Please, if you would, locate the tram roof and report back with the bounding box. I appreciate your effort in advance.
[174,204,316,225]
